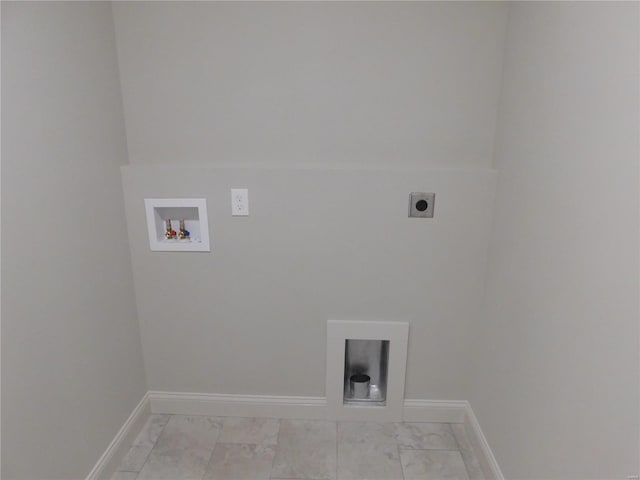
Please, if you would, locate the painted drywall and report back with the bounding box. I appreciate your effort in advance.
[122,165,496,400]
[1,3,147,479]
[469,2,639,479]
[112,1,508,168]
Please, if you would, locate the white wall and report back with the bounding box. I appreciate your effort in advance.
[113,2,507,402]
[112,1,508,168]
[1,3,147,479]
[469,3,639,479]
[122,165,496,400]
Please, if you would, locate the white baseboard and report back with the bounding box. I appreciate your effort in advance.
[403,399,468,423]
[85,392,151,480]
[148,391,328,419]
[147,391,469,424]
[464,401,504,480]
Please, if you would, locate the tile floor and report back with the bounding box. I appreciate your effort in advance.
[112,415,485,480]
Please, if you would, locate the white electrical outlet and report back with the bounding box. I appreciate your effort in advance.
[231,188,249,216]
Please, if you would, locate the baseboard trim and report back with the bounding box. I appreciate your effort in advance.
[464,401,504,480]
[85,392,151,480]
[403,399,468,423]
[147,391,469,424]
[148,391,328,419]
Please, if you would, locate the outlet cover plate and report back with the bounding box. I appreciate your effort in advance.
[409,192,435,218]
[231,188,249,216]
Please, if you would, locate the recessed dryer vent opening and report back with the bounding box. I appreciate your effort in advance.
[326,320,408,422]
[343,339,389,405]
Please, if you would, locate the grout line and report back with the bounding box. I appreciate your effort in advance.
[151,414,172,446]
[202,415,228,480]
[398,447,464,451]
[141,414,171,452]
[402,421,459,425]
[200,436,217,480]
[116,414,172,476]
[451,423,474,480]
[396,440,405,480]
[268,418,282,480]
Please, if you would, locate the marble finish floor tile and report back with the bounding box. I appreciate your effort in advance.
[218,417,279,445]
[337,422,402,480]
[119,445,153,472]
[116,414,171,473]
[271,419,337,480]
[395,422,458,450]
[338,442,403,480]
[137,415,222,480]
[401,449,470,480]
[338,422,396,445]
[113,415,488,480]
[110,472,138,480]
[135,414,171,448]
[204,443,276,480]
[451,423,485,480]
